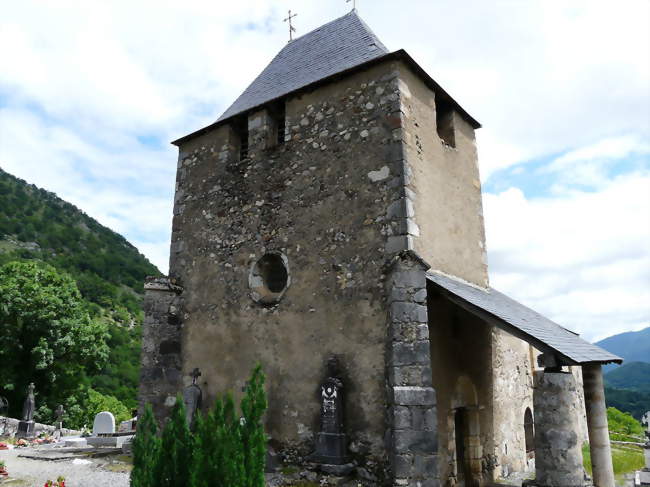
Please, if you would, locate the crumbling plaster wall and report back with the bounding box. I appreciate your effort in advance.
[397,66,488,288]
[168,61,410,464]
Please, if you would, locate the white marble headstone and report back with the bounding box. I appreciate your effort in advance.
[92,411,115,435]
[642,411,649,429]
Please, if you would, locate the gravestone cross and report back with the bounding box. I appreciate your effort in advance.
[183,367,203,429]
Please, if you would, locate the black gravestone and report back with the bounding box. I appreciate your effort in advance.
[17,383,36,439]
[308,358,349,465]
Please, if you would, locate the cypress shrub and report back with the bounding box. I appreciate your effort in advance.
[156,396,193,487]
[132,365,267,487]
[240,364,267,487]
[130,404,160,487]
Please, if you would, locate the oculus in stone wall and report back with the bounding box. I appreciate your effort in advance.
[249,252,290,304]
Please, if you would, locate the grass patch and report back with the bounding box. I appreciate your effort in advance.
[583,442,645,476]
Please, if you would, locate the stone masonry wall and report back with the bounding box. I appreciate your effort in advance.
[138,276,184,423]
[168,61,411,474]
[386,252,438,485]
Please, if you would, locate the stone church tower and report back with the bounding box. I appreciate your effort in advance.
[141,11,620,487]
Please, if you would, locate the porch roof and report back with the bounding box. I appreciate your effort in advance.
[426,272,623,366]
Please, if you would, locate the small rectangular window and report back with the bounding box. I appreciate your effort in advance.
[269,101,286,146]
[234,117,249,160]
[436,97,456,148]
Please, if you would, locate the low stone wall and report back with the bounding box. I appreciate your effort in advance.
[0,416,80,438]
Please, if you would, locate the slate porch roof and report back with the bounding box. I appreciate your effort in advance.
[173,10,480,146]
[426,272,623,366]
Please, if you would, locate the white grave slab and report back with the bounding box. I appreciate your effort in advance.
[92,411,115,435]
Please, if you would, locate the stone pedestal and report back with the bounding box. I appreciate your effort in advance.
[310,432,349,464]
[583,364,615,487]
[533,371,584,487]
[16,420,35,439]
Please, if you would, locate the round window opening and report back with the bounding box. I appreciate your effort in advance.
[249,252,290,304]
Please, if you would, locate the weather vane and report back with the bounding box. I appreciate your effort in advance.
[347,0,357,11]
[283,10,298,42]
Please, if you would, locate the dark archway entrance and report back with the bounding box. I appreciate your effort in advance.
[455,408,471,484]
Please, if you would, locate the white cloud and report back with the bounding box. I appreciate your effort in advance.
[484,171,650,342]
[1,0,649,342]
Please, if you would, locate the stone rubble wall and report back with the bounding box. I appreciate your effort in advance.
[159,60,415,479]
[138,276,184,424]
[0,416,79,438]
[386,252,438,485]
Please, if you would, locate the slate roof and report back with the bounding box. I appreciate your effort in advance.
[217,11,389,122]
[173,11,480,145]
[427,272,622,366]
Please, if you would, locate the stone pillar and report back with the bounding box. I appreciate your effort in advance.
[533,371,584,487]
[386,251,438,486]
[582,364,615,487]
[247,108,276,157]
[139,276,184,425]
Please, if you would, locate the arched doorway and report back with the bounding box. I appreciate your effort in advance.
[450,376,482,486]
[524,407,535,467]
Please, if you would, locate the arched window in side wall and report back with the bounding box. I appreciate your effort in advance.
[524,407,534,453]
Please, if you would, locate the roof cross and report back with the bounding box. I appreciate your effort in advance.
[283,10,298,42]
[346,0,357,11]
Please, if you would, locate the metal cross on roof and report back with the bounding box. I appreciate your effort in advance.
[190,367,201,385]
[346,0,357,11]
[283,10,298,42]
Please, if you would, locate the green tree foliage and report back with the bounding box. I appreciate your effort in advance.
[132,366,267,487]
[605,386,650,420]
[192,394,245,487]
[131,404,161,487]
[240,364,268,487]
[83,388,132,426]
[0,167,161,414]
[607,406,644,437]
[156,397,193,487]
[0,261,108,420]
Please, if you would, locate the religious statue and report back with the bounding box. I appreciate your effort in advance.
[183,368,202,429]
[21,383,35,422]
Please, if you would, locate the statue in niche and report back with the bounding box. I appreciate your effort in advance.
[183,368,203,429]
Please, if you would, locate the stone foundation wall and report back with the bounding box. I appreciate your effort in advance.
[0,416,79,438]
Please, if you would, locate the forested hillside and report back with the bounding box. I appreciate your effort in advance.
[0,167,161,425]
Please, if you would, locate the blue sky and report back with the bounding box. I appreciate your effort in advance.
[0,0,648,342]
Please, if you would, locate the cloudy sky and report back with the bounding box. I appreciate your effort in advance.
[1,0,648,342]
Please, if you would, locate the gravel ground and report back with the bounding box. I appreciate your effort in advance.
[0,447,130,487]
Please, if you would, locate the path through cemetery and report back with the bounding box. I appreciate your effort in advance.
[0,448,129,486]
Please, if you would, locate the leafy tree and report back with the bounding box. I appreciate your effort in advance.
[607,406,644,436]
[131,404,161,487]
[83,388,131,426]
[0,261,109,419]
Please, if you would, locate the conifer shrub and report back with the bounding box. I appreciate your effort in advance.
[156,397,193,487]
[130,404,160,487]
[131,365,267,487]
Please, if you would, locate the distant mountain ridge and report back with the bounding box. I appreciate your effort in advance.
[595,327,650,365]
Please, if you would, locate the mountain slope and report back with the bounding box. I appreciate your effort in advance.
[596,327,650,365]
[0,166,161,409]
[605,362,650,393]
